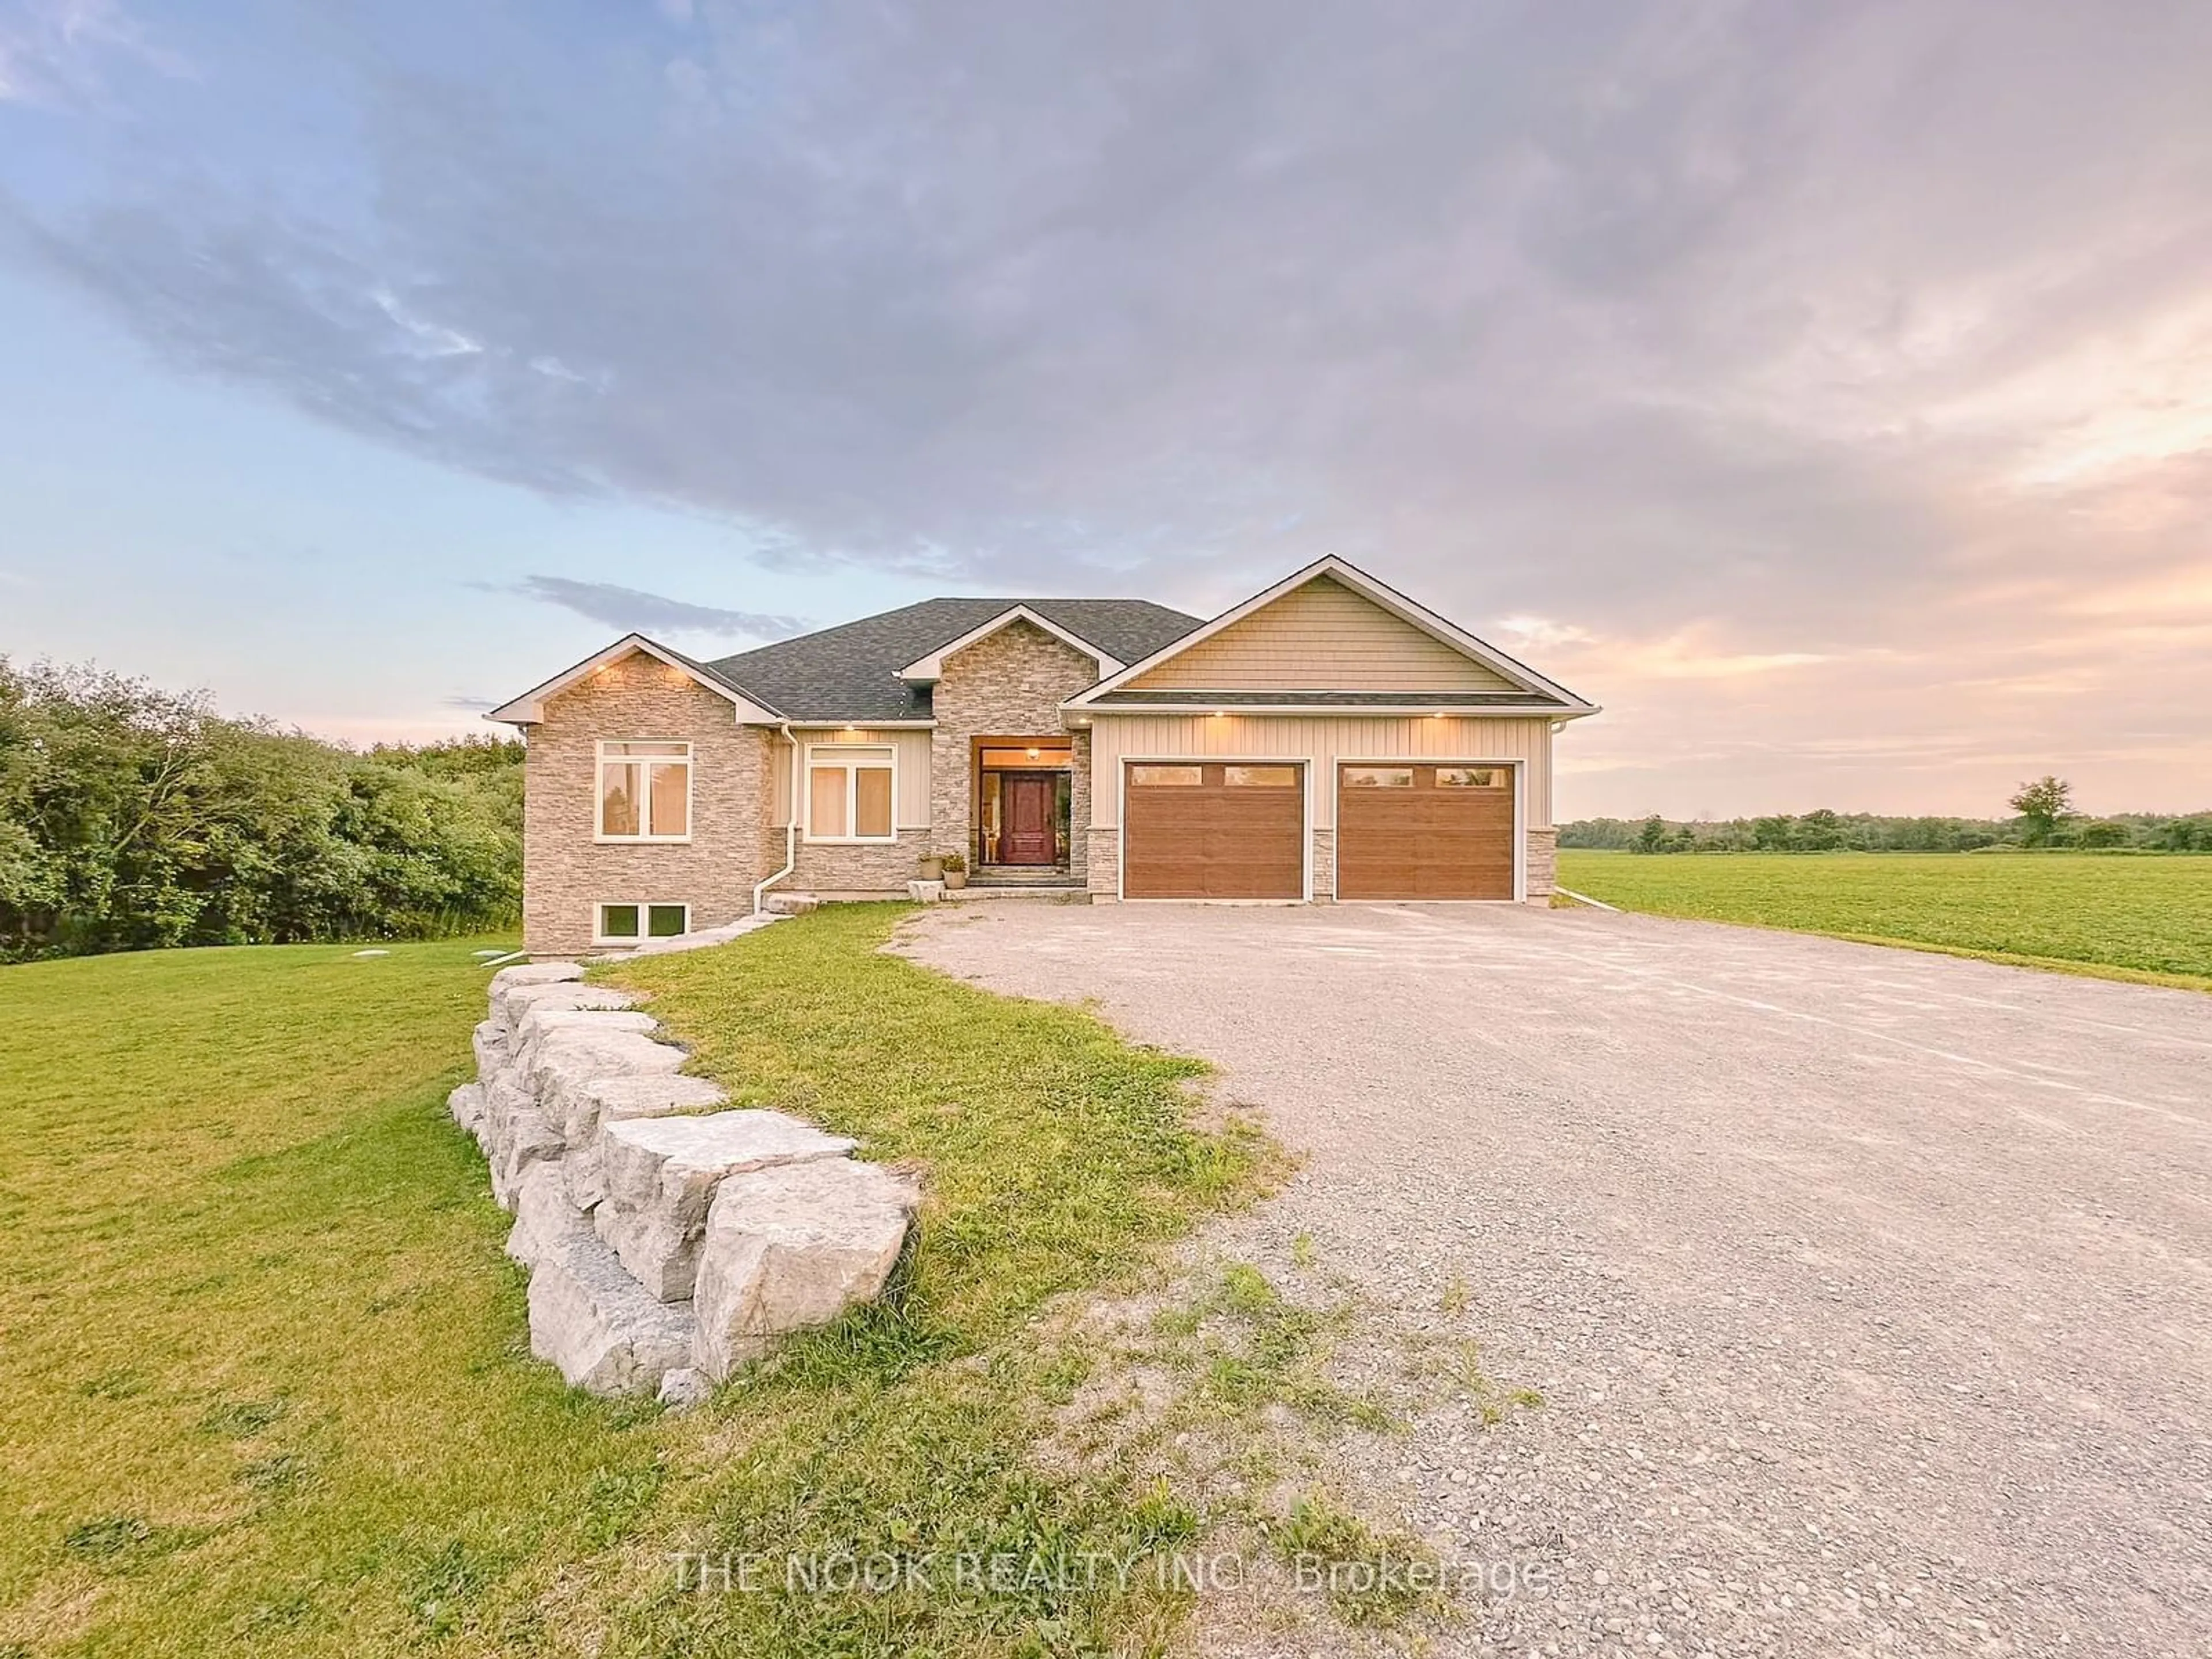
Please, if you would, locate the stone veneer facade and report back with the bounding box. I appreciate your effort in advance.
[1084,829,1119,898]
[1524,825,1558,903]
[789,830,933,895]
[523,653,772,955]
[1310,828,1336,902]
[928,619,1099,882]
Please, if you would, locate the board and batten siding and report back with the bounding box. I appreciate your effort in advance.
[1085,714,1554,830]
[1121,575,1519,693]
[770,728,933,829]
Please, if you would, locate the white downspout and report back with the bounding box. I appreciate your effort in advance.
[752,723,800,915]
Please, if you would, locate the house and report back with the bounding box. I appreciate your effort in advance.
[487,556,1599,953]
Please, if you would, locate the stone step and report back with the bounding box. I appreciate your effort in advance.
[944,884,1089,903]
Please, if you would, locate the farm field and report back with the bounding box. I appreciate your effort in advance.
[0,913,1271,1657]
[1556,850,2212,991]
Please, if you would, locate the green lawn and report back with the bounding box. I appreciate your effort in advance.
[1556,850,2212,991]
[0,910,1273,1657]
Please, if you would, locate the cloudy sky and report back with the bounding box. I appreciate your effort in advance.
[2,0,2208,819]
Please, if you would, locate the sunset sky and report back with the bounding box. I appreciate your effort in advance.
[2,1,2208,819]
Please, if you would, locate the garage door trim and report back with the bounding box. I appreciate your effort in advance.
[1118,755,1312,902]
[1332,756,1524,903]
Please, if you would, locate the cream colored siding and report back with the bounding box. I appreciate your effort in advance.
[772,728,933,829]
[1123,575,1520,692]
[1086,714,1553,830]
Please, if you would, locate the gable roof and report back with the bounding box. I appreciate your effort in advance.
[1065,556,1600,717]
[705,598,1202,724]
[897,604,1130,683]
[485,634,785,725]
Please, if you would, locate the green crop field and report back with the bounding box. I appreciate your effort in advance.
[0,912,1276,1657]
[1556,850,2212,991]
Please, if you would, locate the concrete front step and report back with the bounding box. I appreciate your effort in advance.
[945,884,1089,902]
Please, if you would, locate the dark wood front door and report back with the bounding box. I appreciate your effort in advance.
[999,772,1059,864]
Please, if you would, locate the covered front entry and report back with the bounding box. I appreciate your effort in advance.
[976,740,1073,870]
[1123,760,1305,899]
[1335,762,1516,899]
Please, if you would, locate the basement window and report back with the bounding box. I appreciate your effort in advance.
[596,903,688,944]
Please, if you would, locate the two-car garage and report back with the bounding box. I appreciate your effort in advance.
[1119,758,1518,900]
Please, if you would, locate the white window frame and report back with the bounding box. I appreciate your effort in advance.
[595,740,694,843]
[803,743,899,844]
[592,900,691,946]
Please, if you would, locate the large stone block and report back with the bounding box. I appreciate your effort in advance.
[490,1101,564,1211]
[497,979,644,1033]
[529,1027,690,1141]
[513,1009,663,1082]
[507,1162,594,1267]
[527,1228,697,1397]
[471,1021,509,1084]
[491,960,585,990]
[477,1073,535,1160]
[448,1081,487,1137]
[559,1075,733,1211]
[595,1112,859,1301]
[488,961,585,1029]
[692,1160,919,1380]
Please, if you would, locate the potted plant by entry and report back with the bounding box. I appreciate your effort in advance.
[940,851,968,889]
[918,853,945,882]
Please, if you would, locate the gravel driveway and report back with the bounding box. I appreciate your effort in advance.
[906,902,2212,1658]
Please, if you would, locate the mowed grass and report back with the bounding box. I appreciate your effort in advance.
[1558,850,2212,991]
[0,908,1272,1657]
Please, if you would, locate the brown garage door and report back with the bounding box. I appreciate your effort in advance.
[1336,763,1516,899]
[1123,762,1304,899]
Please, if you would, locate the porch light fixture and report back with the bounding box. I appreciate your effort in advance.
[1026,746,1039,758]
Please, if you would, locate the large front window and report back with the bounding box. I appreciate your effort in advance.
[598,741,691,839]
[806,745,895,841]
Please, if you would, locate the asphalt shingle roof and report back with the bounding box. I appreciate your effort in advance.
[706,598,1203,723]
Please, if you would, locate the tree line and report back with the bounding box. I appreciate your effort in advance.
[1,659,523,962]
[1565,778,2212,855]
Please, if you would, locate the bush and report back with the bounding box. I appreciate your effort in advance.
[0,659,522,961]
